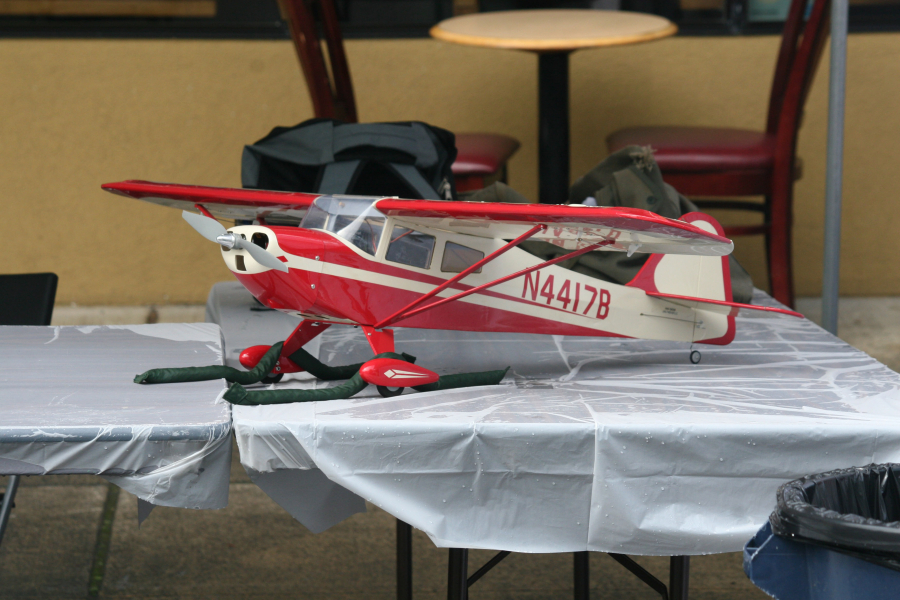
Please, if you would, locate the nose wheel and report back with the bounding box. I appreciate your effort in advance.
[377,385,404,398]
[689,350,701,364]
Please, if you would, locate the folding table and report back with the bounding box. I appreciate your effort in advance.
[0,323,233,546]
[209,282,900,599]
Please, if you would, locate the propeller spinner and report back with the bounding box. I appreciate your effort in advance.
[181,211,289,273]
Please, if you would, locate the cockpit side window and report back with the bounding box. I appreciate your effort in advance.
[386,226,435,270]
[300,196,386,256]
[301,204,329,231]
[441,242,484,273]
[333,213,385,256]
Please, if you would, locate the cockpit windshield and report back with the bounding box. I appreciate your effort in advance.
[300,196,386,256]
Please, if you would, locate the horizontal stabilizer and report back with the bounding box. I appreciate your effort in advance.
[647,292,803,318]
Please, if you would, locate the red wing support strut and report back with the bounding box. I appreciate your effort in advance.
[278,320,333,370]
[194,203,215,219]
[374,224,547,329]
[386,240,614,327]
[361,326,395,354]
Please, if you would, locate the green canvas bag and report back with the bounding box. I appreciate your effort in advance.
[464,145,754,303]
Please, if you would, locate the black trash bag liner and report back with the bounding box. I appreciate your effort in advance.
[770,464,900,572]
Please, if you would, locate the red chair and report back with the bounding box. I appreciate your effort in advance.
[279,0,520,193]
[606,0,831,308]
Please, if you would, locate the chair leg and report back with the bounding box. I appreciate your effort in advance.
[0,475,21,547]
[766,190,795,308]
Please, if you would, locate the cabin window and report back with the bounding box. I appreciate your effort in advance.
[301,204,328,230]
[441,242,484,273]
[301,196,385,256]
[386,226,435,270]
[333,213,385,256]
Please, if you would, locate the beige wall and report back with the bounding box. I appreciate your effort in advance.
[3,33,899,305]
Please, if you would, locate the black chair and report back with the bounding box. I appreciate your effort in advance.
[0,272,59,547]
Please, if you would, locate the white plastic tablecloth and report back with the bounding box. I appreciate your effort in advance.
[209,283,900,554]
[0,324,232,510]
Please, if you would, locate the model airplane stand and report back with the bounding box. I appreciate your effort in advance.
[135,317,509,405]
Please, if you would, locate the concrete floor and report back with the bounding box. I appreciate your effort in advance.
[1,297,897,599]
[1,441,766,600]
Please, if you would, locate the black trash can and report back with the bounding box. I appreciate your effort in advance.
[744,464,900,600]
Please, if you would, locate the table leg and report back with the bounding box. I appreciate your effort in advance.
[0,475,20,547]
[538,52,571,205]
[669,556,690,600]
[397,519,413,600]
[574,551,590,600]
[447,548,468,600]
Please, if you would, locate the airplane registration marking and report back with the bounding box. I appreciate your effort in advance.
[522,272,611,320]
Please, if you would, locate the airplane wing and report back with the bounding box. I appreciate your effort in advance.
[374,199,734,256]
[102,180,320,225]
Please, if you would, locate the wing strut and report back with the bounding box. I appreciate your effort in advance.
[373,224,547,329]
[194,203,215,219]
[381,240,613,327]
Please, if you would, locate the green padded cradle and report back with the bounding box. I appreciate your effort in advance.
[135,342,508,406]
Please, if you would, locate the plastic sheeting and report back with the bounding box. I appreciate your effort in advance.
[0,324,232,509]
[211,283,900,554]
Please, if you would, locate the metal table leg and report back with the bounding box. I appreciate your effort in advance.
[669,556,690,600]
[447,548,468,600]
[397,520,413,600]
[0,475,20,547]
[538,52,571,205]
[574,551,590,600]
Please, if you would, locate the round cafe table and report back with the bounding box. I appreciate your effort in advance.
[431,9,677,204]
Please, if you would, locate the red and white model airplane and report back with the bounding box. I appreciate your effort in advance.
[104,180,800,396]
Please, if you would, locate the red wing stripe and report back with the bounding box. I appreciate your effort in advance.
[102,180,320,209]
[646,292,803,318]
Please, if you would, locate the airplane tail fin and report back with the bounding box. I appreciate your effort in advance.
[626,212,733,301]
[626,212,801,345]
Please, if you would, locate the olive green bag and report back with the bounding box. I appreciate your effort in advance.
[464,145,754,304]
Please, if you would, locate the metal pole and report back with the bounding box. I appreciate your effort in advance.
[574,552,590,600]
[397,520,413,600]
[821,0,849,335]
[0,475,21,546]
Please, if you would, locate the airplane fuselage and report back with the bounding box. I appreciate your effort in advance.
[220,219,734,345]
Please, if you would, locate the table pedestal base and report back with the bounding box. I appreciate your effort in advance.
[538,52,571,205]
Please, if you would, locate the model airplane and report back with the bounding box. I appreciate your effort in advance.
[103,180,801,402]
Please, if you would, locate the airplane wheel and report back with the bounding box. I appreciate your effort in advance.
[690,350,701,365]
[377,385,404,398]
[262,373,284,384]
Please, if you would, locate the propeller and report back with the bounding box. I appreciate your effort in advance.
[182,211,289,273]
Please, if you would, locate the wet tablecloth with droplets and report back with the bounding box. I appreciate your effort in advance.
[0,324,232,510]
[212,283,900,554]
